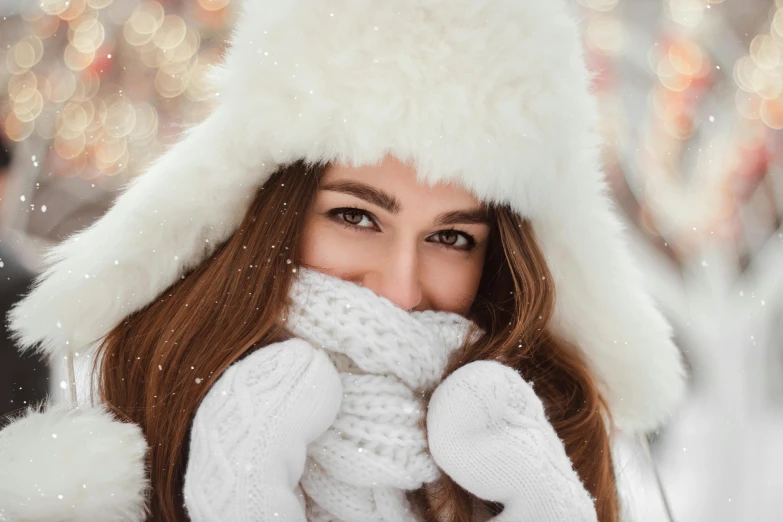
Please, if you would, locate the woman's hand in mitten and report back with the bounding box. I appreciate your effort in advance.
[427,361,598,522]
[184,339,343,522]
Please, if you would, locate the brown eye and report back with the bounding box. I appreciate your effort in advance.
[343,210,365,225]
[428,229,475,250]
[333,208,376,229]
[439,230,459,245]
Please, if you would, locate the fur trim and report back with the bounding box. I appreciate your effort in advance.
[8,0,685,432]
[0,405,149,522]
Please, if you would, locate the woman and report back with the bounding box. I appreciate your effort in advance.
[0,0,685,521]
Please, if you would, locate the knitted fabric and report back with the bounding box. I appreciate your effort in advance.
[183,268,475,521]
[284,269,475,521]
[427,361,599,522]
[184,340,343,521]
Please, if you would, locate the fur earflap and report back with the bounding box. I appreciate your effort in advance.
[0,404,149,522]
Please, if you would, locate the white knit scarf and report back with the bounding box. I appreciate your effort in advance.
[284,268,477,522]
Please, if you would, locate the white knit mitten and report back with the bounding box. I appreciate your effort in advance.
[427,361,598,522]
[184,339,342,522]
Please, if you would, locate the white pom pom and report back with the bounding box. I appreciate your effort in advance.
[0,404,149,522]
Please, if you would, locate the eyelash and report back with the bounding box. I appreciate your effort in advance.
[326,207,477,252]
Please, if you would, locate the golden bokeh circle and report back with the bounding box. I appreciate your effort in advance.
[55,132,87,160]
[30,15,61,39]
[130,11,160,35]
[751,68,783,100]
[760,97,783,129]
[85,98,107,139]
[773,10,783,40]
[20,3,45,21]
[35,106,60,140]
[658,58,692,92]
[130,102,159,141]
[669,41,703,76]
[129,2,165,35]
[733,56,757,93]
[735,90,761,120]
[155,66,190,98]
[39,0,70,16]
[750,34,781,70]
[87,0,114,9]
[59,0,87,21]
[44,68,77,102]
[586,14,626,55]
[60,101,95,135]
[81,69,102,100]
[667,0,705,28]
[72,18,106,54]
[14,36,45,69]
[153,15,187,50]
[94,136,128,166]
[186,62,217,101]
[104,101,137,138]
[198,0,230,12]
[167,27,200,63]
[8,71,38,101]
[101,82,127,105]
[5,112,35,142]
[124,18,155,47]
[64,43,96,71]
[15,41,38,69]
[12,90,44,122]
[5,49,24,75]
[107,148,130,176]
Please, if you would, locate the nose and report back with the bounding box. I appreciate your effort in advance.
[361,245,423,311]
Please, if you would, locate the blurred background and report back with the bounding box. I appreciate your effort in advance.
[0,0,781,520]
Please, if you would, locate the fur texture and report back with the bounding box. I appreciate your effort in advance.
[0,404,149,522]
[8,0,685,432]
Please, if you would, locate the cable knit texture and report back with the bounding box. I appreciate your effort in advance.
[427,360,599,522]
[184,339,342,521]
[184,268,474,521]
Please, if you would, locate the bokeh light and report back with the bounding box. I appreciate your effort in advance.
[587,14,627,55]
[666,0,706,27]
[59,0,87,21]
[71,17,106,55]
[5,112,35,142]
[198,0,231,11]
[86,0,115,8]
[760,96,783,128]
[39,0,71,16]
[0,0,228,178]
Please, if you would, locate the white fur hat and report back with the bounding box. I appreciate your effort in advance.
[9,0,685,433]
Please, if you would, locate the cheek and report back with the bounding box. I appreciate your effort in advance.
[421,251,486,314]
[299,217,373,274]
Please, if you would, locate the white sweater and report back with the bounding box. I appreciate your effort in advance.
[183,269,598,521]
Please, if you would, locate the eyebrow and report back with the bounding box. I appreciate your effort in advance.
[321,180,402,214]
[432,208,490,227]
[320,180,490,226]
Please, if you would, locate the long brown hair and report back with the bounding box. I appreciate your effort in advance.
[95,160,618,521]
[417,206,619,521]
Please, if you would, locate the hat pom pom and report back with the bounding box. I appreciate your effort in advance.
[0,403,149,522]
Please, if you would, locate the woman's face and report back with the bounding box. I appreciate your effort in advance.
[300,155,490,315]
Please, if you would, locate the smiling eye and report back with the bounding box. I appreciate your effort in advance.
[337,209,375,228]
[439,230,462,246]
[430,230,474,250]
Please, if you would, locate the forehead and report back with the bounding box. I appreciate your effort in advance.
[322,157,482,210]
